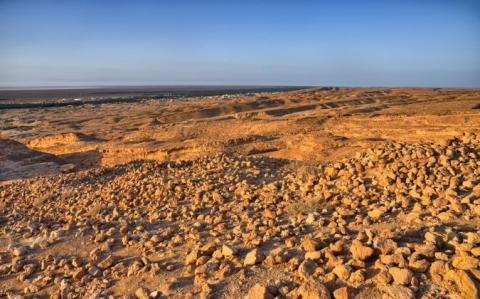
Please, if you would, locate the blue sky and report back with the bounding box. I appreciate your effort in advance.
[0,0,479,87]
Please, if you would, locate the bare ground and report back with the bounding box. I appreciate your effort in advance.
[0,87,480,298]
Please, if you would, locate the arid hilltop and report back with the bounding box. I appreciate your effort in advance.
[1,88,479,180]
[1,88,480,298]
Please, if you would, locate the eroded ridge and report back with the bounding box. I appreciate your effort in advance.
[1,88,479,180]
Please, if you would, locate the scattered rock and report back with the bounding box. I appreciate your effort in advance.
[368,209,384,219]
[350,241,374,261]
[381,285,415,299]
[445,269,480,299]
[452,255,479,270]
[302,237,321,252]
[332,264,351,281]
[247,283,274,299]
[11,246,28,257]
[296,280,332,299]
[298,259,318,279]
[332,286,351,299]
[1,130,479,298]
[388,267,413,286]
[185,250,199,265]
[135,287,150,299]
[244,248,265,266]
[222,244,237,257]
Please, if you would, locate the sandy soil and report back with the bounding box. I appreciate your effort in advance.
[0,87,480,298]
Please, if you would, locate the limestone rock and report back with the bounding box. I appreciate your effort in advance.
[298,259,317,279]
[135,287,150,299]
[350,240,374,261]
[296,280,331,299]
[381,285,415,299]
[302,237,321,252]
[388,267,413,286]
[332,264,351,281]
[247,283,274,299]
[244,248,265,266]
[452,255,479,270]
[222,244,237,257]
[445,269,480,299]
[185,249,199,265]
[368,208,384,219]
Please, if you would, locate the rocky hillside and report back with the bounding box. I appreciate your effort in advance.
[0,133,479,298]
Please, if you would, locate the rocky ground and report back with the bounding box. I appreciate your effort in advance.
[1,88,480,298]
[1,131,479,298]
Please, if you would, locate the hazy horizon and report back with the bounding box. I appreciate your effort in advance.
[2,84,480,92]
[1,0,479,88]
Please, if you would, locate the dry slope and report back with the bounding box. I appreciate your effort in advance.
[0,132,479,298]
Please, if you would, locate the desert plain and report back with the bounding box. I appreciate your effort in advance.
[1,87,480,298]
